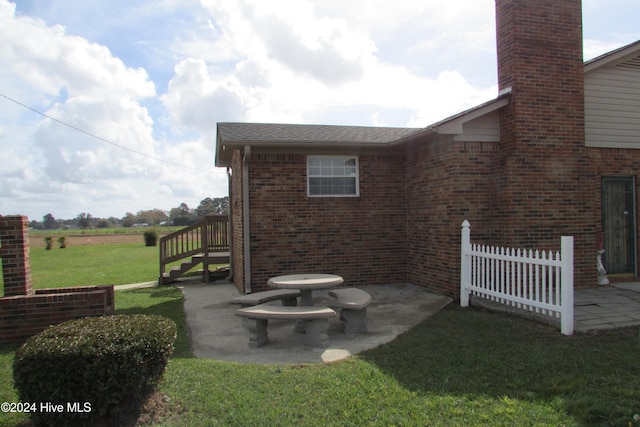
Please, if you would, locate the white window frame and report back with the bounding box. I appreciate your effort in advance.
[307,155,360,197]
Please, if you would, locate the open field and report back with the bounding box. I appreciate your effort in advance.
[0,242,195,294]
[28,228,181,248]
[29,233,148,248]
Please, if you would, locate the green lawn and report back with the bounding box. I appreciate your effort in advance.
[1,243,178,295]
[1,244,640,425]
[32,244,160,288]
[2,286,640,426]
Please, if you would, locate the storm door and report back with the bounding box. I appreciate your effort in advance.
[601,177,636,274]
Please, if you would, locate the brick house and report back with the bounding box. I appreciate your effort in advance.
[215,0,640,297]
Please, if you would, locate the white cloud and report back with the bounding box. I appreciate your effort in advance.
[162,58,248,131]
[2,0,639,220]
[191,0,497,127]
[0,0,217,219]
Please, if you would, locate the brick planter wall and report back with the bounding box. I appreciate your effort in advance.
[0,286,115,343]
[0,215,116,343]
[0,216,33,297]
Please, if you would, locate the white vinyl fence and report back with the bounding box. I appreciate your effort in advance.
[460,220,574,335]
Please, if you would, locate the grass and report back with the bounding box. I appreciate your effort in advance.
[0,243,195,295]
[33,244,160,288]
[2,287,640,425]
[1,244,640,425]
[0,244,159,295]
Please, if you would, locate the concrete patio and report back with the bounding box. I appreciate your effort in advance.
[177,279,453,365]
[160,277,640,365]
[574,282,640,331]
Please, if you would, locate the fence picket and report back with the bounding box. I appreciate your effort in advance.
[460,221,574,335]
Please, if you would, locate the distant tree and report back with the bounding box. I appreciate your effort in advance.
[169,203,195,226]
[122,212,136,228]
[43,213,58,230]
[136,209,168,226]
[76,213,93,229]
[195,197,229,217]
[30,220,44,230]
[96,220,111,228]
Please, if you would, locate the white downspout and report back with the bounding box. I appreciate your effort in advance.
[226,167,234,281]
[242,146,252,294]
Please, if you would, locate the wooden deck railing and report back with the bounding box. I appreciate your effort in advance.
[159,214,229,281]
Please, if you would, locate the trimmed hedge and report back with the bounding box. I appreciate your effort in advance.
[13,314,176,426]
[143,229,158,246]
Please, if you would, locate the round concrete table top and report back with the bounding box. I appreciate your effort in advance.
[267,274,344,290]
[268,274,344,306]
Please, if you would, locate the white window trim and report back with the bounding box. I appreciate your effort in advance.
[307,155,360,197]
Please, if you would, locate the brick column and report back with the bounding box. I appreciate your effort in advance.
[0,215,34,296]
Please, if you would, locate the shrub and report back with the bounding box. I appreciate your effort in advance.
[44,236,53,250]
[57,235,67,248]
[143,229,158,246]
[13,315,176,426]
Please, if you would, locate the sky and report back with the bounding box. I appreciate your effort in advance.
[1,0,639,221]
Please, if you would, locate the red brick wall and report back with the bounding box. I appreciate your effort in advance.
[247,150,407,291]
[230,149,245,292]
[0,216,33,297]
[590,148,640,277]
[0,286,115,343]
[1,215,116,343]
[405,139,499,295]
[226,0,632,297]
[494,0,597,288]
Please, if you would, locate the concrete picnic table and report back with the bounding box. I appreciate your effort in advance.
[267,274,344,306]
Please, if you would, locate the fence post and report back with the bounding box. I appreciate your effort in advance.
[460,220,471,307]
[560,236,574,335]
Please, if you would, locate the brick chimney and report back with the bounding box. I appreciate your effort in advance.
[493,0,596,286]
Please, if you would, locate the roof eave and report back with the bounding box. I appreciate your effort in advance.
[215,139,395,167]
[389,90,511,146]
[584,39,640,72]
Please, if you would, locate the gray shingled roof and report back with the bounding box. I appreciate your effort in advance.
[215,122,423,166]
[217,122,422,144]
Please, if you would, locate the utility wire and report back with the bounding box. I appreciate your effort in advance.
[0,92,213,172]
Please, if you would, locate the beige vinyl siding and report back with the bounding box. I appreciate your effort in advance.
[585,57,640,148]
[453,112,501,142]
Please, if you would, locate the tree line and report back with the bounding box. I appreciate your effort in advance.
[30,197,229,230]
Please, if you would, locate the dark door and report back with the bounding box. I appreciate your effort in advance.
[602,177,636,274]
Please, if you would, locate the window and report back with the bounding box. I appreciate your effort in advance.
[307,156,359,197]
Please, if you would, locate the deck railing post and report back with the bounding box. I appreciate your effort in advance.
[560,236,574,335]
[159,239,166,285]
[202,216,210,282]
[460,220,471,307]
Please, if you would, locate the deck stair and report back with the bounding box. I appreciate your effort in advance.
[159,214,230,285]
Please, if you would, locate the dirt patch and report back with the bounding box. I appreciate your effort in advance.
[28,234,162,248]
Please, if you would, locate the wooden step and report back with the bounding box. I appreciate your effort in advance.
[160,252,230,285]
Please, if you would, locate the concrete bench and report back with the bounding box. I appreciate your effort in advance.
[230,289,300,307]
[328,288,372,334]
[236,304,336,348]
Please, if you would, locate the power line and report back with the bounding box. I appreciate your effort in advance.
[0,92,213,172]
